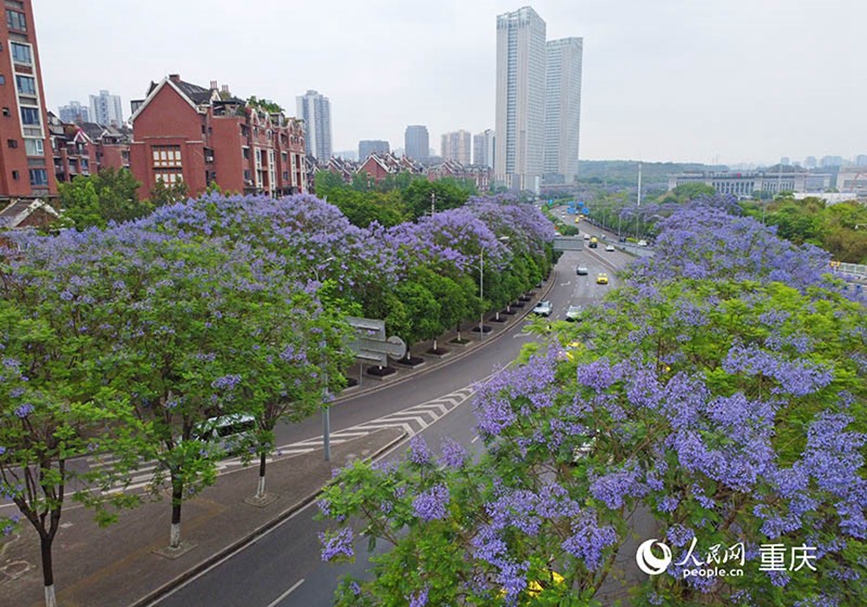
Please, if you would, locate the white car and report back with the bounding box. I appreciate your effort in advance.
[565,305,583,321]
[532,300,552,317]
[605,244,615,252]
[583,234,591,240]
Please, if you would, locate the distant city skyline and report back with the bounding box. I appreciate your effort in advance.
[34,0,867,165]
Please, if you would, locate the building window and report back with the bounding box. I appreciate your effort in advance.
[7,139,16,148]
[0,75,4,85]
[2,107,8,117]
[152,145,182,167]
[23,138,42,156]
[10,42,31,65]
[6,10,26,32]
[28,169,47,186]
[242,147,250,160]
[11,170,19,180]
[20,107,39,125]
[15,75,35,96]
[154,169,183,184]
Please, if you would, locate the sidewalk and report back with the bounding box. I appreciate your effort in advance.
[0,428,404,607]
[0,275,556,607]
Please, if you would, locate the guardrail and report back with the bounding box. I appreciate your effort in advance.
[831,261,867,278]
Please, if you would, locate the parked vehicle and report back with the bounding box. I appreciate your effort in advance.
[192,414,257,455]
[532,300,553,317]
[638,239,647,247]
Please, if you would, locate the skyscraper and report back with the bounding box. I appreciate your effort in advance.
[473,129,495,168]
[296,90,332,161]
[404,125,430,160]
[441,130,472,165]
[544,37,583,184]
[0,0,56,198]
[495,6,546,191]
[358,140,390,160]
[59,101,90,124]
[89,89,124,126]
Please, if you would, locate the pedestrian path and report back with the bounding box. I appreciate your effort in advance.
[87,385,478,493]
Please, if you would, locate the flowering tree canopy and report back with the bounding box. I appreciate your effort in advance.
[319,199,866,606]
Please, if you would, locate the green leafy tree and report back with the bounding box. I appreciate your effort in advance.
[57,168,147,230]
[148,179,189,208]
[0,267,142,607]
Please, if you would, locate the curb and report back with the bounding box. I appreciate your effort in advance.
[133,276,558,607]
[326,273,559,405]
[133,428,407,607]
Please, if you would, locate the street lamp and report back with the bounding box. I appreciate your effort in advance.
[479,236,510,341]
[312,256,335,461]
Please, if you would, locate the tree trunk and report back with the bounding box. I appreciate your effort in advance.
[256,451,267,499]
[40,534,57,607]
[170,476,183,549]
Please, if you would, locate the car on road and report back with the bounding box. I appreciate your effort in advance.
[532,300,552,316]
[565,305,583,321]
[596,273,609,285]
[638,239,648,247]
[583,234,591,240]
[605,244,615,252]
[576,266,589,275]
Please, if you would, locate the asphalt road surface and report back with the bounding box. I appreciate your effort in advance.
[151,244,634,607]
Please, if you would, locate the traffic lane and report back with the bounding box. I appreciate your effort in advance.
[275,394,484,606]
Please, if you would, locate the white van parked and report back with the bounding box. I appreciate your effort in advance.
[192,414,257,455]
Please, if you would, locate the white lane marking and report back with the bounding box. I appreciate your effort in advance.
[470,436,480,444]
[265,578,305,607]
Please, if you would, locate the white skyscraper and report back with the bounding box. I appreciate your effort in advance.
[473,129,495,168]
[89,90,123,126]
[296,90,333,161]
[441,130,472,165]
[544,37,583,184]
[495,6,547,191]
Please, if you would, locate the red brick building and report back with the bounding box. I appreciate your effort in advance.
[0,0,56,199]
[426,159,492,192]
[129,75,307,200]
[356,152,423,185]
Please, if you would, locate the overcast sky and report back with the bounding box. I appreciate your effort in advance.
[35,0,865,165]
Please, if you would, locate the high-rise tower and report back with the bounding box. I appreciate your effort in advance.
[495,6,546,191]
[544,37,583,184]
[404,125,429,160]
[296,90,332,161]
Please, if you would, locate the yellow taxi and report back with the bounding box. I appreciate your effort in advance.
[596,273,609,285]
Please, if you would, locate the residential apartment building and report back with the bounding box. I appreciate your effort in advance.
[358,139,389,161]
[404,125,429,160]
[89,89,123,127]
[544,37,583,184]
[129,74,306,200]
[473,129,495,168]
[296,90,332,161]
[49,113,131,184]
[441,130,471,165]
[0,0,56,199]
[58,100,89,124]
[495,6,546,191]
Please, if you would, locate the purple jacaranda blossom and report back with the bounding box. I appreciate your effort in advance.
[319,526,354,562]
[412,484,450,521]
[406,586,429,607]
[438,437,467,469]
[562,509,617,571]
[407,436,433,466]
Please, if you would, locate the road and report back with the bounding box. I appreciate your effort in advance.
[151,242,634,607]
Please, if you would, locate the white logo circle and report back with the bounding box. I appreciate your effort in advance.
[636,539,672,575]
